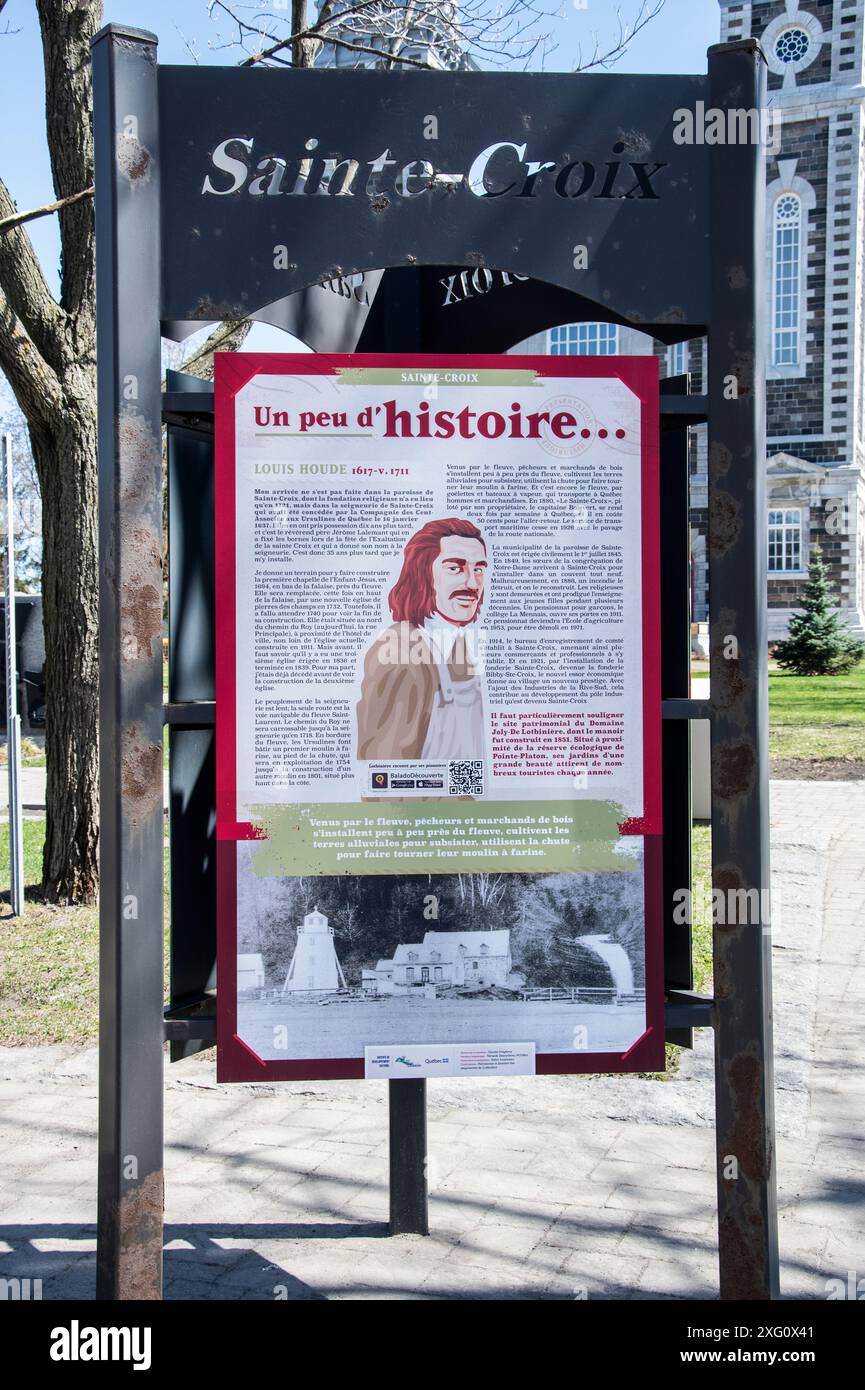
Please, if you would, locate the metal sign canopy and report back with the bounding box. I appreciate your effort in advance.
[93,24,776,1301]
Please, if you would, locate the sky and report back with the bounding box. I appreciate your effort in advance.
[0,0,720,307]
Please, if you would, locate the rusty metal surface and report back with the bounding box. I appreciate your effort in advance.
[93,24,165,1302]
[707,40,779,1301]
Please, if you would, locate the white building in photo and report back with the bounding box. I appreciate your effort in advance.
[237,953,265,994]
[283,907,347,994]
[363,928,518,994]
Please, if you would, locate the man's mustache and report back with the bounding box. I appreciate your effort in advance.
[449,588,481,600]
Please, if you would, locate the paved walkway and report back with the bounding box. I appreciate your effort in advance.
[0,782,862,1300]
[0,767,170,814]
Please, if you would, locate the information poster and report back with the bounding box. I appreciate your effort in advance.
[215,353,663,1080]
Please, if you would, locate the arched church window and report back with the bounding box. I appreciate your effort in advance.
[772,194,801,367]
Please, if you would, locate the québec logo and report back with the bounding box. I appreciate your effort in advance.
[49,1321,152,1371]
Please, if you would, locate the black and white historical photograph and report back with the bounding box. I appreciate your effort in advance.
[236,844,648,1060]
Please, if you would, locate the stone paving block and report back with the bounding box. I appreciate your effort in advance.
[289,1104,380,1132]
[813,1138,865,1175]
[778,1217,831,1260]
[588,1158,715,1199]
[789,1191,865,1232]
[558,1247,651,1297]
[448,1220,550,1264]
[301,1153,386,1185]
[224,1124,331,1150]
[611,1222,717,1265]
[330,1181,389,1220]
[214,1154,319,1189]
[516,1145,616,1181]
[441,1142,566,1182]
[635,1254,716,1298]
[47,1267,97,1300]
[164,1184,236,1222]
[605,1128,716,1170]
[776,1160,833,1196]
[438,1109,507,1129]
[475,1197,568,1227]
[425,1195,492,1235]
[780,1267,835,1301]
[604,1184,712,1221]
[166,1275,248,1302]
[546,1198,636,1233]
[27,1158,97,1187]
[426,1120,471,1145]
[344,1250,460,1293]
[317,1139,383,1159]
[822,1226,865,1273]
[439,1167,616,1208]
[416,1261,550,1300]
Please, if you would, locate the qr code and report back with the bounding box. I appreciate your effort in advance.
[448,760,484,796]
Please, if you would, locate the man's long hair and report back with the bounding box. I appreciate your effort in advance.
[388,518,486,627]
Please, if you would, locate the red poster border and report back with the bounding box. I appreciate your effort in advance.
[214,353,664,1081]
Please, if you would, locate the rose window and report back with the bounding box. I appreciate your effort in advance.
[774,28,810,65]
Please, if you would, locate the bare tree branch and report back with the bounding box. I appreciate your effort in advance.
[210,0,439,70]
[572,0,666,73]
[178,319,253,379]
[173,20,203,64]
[0,285,63,430]
[0,185,94,235]
[207,0,664,73]
[0,176,65,368]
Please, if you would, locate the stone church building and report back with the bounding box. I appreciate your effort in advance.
[515,0,865,638]
[716,0,865,636]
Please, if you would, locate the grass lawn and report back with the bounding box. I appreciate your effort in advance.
[0,736,46,769]
[692,659,865,770]
[769,661,865,767]
[690,824,712,994]
[0,820,169,1045]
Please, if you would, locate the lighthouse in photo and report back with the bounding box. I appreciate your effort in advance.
[282,907,347,995]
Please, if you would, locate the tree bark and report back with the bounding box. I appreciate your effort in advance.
[28,366,99,901]
[0,0,102,902]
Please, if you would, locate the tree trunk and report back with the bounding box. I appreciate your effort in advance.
[29,358,99,903]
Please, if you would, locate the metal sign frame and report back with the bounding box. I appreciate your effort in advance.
[93,24,776,1301]
[213,348,665,1083]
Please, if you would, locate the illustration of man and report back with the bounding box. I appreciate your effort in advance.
[357,518,488,762]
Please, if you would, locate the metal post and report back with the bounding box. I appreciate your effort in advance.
[659,379,694,1048]
[92,24,165,1300]
[165,371,217,1057]
[707,40,779,1300]
[389,1079,429,1235]
[3,434,24,916]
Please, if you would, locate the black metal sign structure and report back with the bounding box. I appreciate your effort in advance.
[93,24,776,1300]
